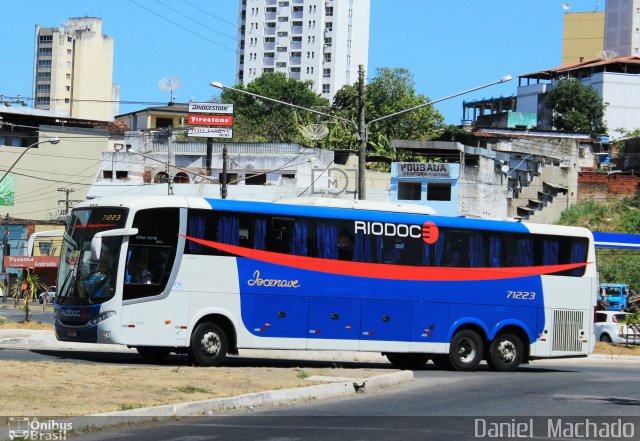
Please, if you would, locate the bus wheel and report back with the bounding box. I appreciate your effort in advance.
[487,333,523,372]
[136,346,171,362]
[448,330,483,371]
[385,353,430,370]
[190,322,229,367]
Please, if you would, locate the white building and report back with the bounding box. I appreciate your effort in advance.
[236,0,370,100]
[605,0,640,58]
[33,17,117,121]
[517,56,640,139]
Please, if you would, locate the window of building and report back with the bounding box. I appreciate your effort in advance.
[35,97,50,105]
[155,117,173,128]
[278,1,289,6]
[154,172,169,183]
[37,72,51,79]
[38,59,51,68]
[173,172,190,183]
[292,36,302,42]
[266,6,276,12]
[323,68,331,78]
[264,67,274,73]
[277,46,287,52]
[66,73,71,79]
[246,174,267,185]
[102,170,113,179]
[426,182,451,201]
[39,35,53,43]
[67,36,72,42]
[36,84,50,92]
[276,62,287,68]
[322,84,330,94]
[266,22,276,28]
[291,67,300,73]
[397,182,422,201]
[116,171,128,179]
[326,6,333,16]
[325,22,333,31]
[38,47,52,55]
[277,31,288,37]
[67,49,72,55]
[264,37,275,43]
[323,53,331,62]
[324,37,332,47]
[264,52,275,57]
[278,16,289,22]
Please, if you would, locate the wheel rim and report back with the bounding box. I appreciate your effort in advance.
[496,340,516,363]
[200,331,221,356]
[456,337,476,363]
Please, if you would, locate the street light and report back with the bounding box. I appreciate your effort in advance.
[0,137,61,184]
[211,75,512,199]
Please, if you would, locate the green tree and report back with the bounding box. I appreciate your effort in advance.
[10,271,44,322]
[220,72,330,143]
[331,68,445,154]
[546,78,607,134]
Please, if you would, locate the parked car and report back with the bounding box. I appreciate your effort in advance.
[594,311,639,344]
[38,286,56,304]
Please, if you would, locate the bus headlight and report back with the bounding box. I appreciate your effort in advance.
[88,311,116,326]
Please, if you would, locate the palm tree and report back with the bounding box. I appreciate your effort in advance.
[11,271,44,322]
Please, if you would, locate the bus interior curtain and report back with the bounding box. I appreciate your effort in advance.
[375,235,383,263]
[292,220,309,256]
[517,237,533,266]
[569,240,588,276]
[353,230,371,262]
[219,215,239,246]
[470,233,484,267]
[316,222,338,259]
[187,214,206,253]
[422,243,431,266]
[543,238,560,265]
[253,217,267,250]
[489,235,502,267]
[434,232,445,266]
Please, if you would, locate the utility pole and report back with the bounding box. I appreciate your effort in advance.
[357,65,366,200]
[57,188,81,216]
[167,133,174,195]
[221,144,228,199]
[1,213,8,275]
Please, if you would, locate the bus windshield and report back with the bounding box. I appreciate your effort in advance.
[56,207,128,305]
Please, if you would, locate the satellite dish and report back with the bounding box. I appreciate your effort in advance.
[562,3,571,10]
[501,165,510,174]
[158,76,183,102]
[301,124,329,141]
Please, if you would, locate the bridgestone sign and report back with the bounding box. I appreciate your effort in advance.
[188,102,234,114]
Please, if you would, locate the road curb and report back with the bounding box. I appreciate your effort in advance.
[37,370,413,438]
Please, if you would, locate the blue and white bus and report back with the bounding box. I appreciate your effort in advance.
[54,196,597,371]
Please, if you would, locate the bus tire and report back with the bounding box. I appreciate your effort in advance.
[599,334,612,343]
[136,346,171,362]
[487,333,523,372]
[448,330,483,371]
[385,353,430,370]
[189,322,228,367]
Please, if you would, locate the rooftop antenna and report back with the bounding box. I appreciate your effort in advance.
[301,124,329,141]
[158,76,182,103]
[562,3,571,10]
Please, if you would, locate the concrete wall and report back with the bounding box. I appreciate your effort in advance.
[459,157,509,219]
[562,11,605,65]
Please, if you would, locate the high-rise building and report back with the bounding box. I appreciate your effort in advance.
[32,17,116,121]
[236,0,370,101]
[604,0,640,57]
[561,12,605,65]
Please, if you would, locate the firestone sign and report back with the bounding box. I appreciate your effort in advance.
[398,162,451,178]
[187,114,234,126]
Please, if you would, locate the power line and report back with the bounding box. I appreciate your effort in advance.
[155,0,236,42]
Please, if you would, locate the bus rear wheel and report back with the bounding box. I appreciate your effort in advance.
[189,322,229,367]
[448,330,483,371]
[385,353,430,370]
[487,333,523,372]
[136,346,172,362]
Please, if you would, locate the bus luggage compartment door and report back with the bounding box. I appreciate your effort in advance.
[307,297,361,350]
[360,299,412,351]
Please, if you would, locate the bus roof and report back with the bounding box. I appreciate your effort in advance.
[78,196,592,238]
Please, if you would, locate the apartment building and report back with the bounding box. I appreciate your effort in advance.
[605,0,640,57]
[236,0,370,100]
[32,17,116,121]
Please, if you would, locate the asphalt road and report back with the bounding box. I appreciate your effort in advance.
[26,358,640,441]
[0,302,54,324]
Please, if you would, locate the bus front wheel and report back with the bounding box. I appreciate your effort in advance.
[448,330,483,371]
[487,333,523,372]
[190,322,229,367]
[385,353,430,370]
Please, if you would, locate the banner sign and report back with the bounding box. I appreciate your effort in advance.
[4,256,59,268]
[188,103,234,114]
[188,114,234,127]
[0,176,15,206]
[398,162,451,178]
[187,127,233,138]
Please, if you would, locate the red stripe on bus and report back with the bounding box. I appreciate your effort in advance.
[180,235,590,281]
[70,224,117,229]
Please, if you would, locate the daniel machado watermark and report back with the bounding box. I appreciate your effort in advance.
[7,417,72,440]
[474,417,635,439]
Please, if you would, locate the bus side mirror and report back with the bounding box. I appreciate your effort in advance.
[91,228,139,260]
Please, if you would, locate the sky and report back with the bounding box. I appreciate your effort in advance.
[0,0,604,124]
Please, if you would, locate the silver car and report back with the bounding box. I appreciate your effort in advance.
[38,286,56,304]
[594,311,639,344]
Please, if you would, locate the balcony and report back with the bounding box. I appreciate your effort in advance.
[265,27,276,36]
[290,40,302,50]
[290,56,302,65]
[264,42,275,51]
[291,25,303,34]
[265,12,276,20]
[292,10,303,19]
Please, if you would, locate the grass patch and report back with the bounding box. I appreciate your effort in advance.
[0,317,9,325]
[175,385,209,394]
[296,370,310,379]
[0,321,53,330]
